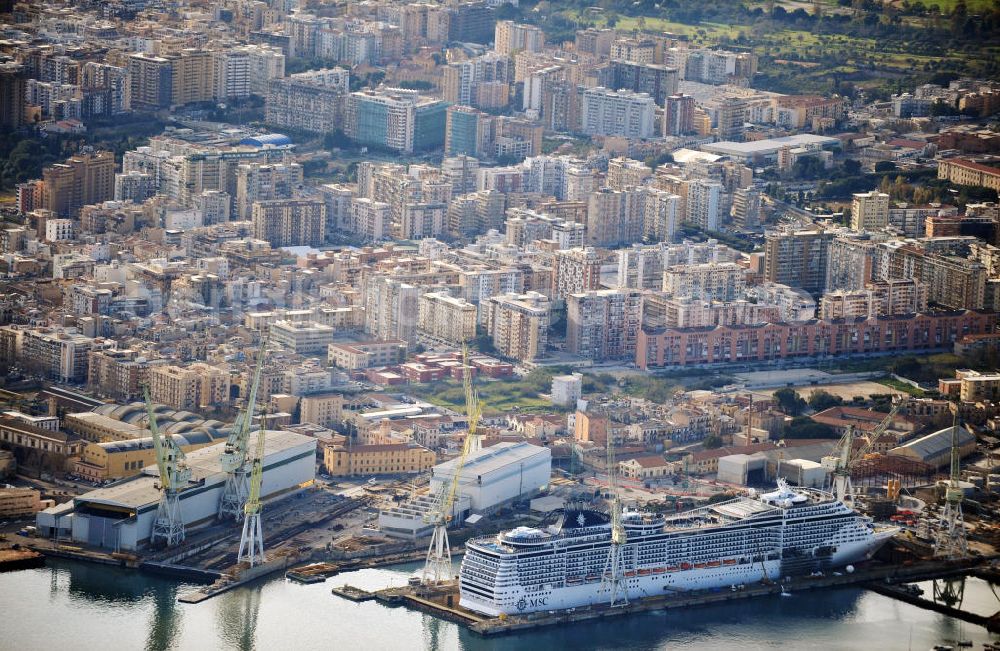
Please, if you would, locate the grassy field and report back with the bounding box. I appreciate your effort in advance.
[875,377,927,397]
[408,377,558,416]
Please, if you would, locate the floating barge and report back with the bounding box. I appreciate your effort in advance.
[286,562,341,584]
[331,585,376,601]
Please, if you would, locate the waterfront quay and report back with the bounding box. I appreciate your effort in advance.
[358,557,1000,637]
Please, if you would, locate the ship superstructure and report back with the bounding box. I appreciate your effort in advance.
[459,480,896,616]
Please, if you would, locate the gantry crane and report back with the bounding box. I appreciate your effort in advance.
[935,404,968,559]
[832,398,904,503]
[219,335,269,521]
[600,430,629,607]
[421,347,481,585]
[238,411,268,567]
[145,387,192,547]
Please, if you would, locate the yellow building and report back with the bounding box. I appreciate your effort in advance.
[323,442,435,477]
[169,49,215,106]
[64,412,149,443]
[71,431,219,481]
[299,392,345,428]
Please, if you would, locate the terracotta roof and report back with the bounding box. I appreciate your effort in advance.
[945,158,1000,176]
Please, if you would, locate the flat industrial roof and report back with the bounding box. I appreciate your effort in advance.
[701,134,840,157]
[73,430,314,511]
[433,441,550,479]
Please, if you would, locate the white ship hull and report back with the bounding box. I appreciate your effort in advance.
[461,560,784,617]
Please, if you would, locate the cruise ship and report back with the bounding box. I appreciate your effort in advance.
[459,480,897,616]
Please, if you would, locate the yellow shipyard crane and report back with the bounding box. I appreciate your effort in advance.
[145,387,192,547]
[832,398,904,503]
[422,346,481,585]
[238,413,268,567]
[219,335,269,521]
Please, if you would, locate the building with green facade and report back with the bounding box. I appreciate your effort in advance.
[345,88,447,154]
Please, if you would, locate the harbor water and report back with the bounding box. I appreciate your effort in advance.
[2,558,999,650]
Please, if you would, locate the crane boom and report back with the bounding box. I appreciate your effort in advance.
[145,387,169,490]
[246,424,267,515]
[222,334,269,473]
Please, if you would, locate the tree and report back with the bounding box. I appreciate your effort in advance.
[808,390,843,411]
[774,387,807,416]
[702,434,723,449]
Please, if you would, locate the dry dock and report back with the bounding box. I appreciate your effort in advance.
[352,558,989,637]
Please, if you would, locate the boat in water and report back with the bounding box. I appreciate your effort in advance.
[459,479,898,616]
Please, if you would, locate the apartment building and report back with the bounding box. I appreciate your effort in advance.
[127,53,172,110]
[763,228,833,294]
[820,278,928,319]
[663,262,746,301]
[638,310,996,369]
[684,179,723,231]
[663,93,695,136]
[87,348,150,402]
[345,88,447,153]
[19,328,96,383]
[417,292,478,346]
[328,340,408,370]
[553,247,603,299]
[41,151,115,217]
[265,68,349,133]
[586,187,645,247]
[236,162,304,220]
[580,87,655,139]
[851,190,890,232]
[297,392,346,429]
[566,289,642,361]
[365,276,420,345]
[483,291,550,362]
[149,363,229,411]
[269,320,335,355]
[251,198,326,247]
[494,21,544,55]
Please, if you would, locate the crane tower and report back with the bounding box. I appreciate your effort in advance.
[145,387,192,547]
[421,347,481,585]
[219,337,269,521]
[238,415,268,566]
[935,405,968,559]
[600,431,629,608]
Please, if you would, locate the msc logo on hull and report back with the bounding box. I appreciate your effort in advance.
[515,596,549,611]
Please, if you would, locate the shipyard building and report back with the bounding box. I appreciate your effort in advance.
[378,441,552,538]
[36,431,315,550]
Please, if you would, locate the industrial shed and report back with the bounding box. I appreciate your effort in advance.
[717,453,768,486]
[778,459,827,489]
[36,431,315,551]
[889,426,977,469]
